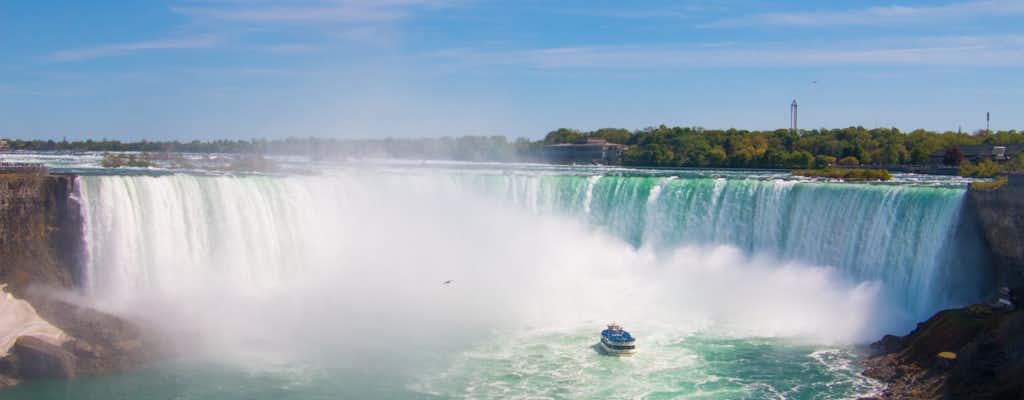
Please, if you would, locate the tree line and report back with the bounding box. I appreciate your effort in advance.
[542,126,1024,169]
[0,136,538,162]
[3,126,1023,170]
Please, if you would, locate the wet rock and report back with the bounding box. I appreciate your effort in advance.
[967,174,1024,291]
[24,292,161,376]
[0,174,81,295]
[10,336,76,379]
[0,374,19,389]
[863,306,1024,399]
[870,334,904,355]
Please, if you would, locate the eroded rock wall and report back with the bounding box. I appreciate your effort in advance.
[0,173,82,294]
[967,175,1024,291]
[0,173,158,388]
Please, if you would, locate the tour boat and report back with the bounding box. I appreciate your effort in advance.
[599,322,636,356]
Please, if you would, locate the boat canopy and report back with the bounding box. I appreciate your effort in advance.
[601,323,634,343]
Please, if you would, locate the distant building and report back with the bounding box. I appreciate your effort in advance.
[929,144,1024,165]
[542,138,627,165]
[0,139,7,151]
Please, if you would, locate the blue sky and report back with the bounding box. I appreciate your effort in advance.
[1,0,1022,140]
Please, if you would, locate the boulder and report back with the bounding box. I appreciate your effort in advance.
[10,336,76,379]
[0,374,19,389]
[863,306,1024,399]
[23,292,162,376]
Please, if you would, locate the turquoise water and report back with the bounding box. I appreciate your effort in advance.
[2,160,992,399]
[413,327,880,399]
[5,330,879,399]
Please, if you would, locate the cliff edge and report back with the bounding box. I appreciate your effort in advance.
[0,172,81,294]
[967,174,1024,291]
[0,172,158,389]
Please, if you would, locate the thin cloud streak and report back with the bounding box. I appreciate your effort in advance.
[48,36,221,62]
[171,0,455,23]
[702,0,1024,28]
[433,35,1024,68]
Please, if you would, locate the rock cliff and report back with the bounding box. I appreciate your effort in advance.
[967,174,1024,291]
[863,305,1024,399]
[0,172,158,389]
[0,172,82,294]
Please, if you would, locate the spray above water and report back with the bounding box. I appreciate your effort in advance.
[73,168,988,365]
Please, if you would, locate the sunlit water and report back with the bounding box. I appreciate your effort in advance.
[5,331,880,399]
[0,154,991,399]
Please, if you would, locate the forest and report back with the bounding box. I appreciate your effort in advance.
[541,126,1024,169]
[3,126,1023,172]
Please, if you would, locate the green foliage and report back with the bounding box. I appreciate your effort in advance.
[837,156,860,166]
[6,126,1024,169]
[815,155,837,169]
[1007,153,1024,172]
[959,159,1004,178]
[543,128,584,144]
[788,150,815,169]
[624,143,675,165]
[590,128,631,144]
[969,176,1008,191]
[792,168,892,181]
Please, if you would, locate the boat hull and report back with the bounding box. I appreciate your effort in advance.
[599,339,637,356]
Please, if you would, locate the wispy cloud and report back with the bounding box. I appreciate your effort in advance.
[553,2,731,20]
[703,0,1024,28]
[48,36,220,62]
[171,0,455,24]
[257,43,323,54]
[432,35,1024,68]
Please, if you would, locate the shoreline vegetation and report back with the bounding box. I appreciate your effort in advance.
[4,125,1024,177]
[99,152,277,173]
[792,168,892,181]
[969,175,1009,191]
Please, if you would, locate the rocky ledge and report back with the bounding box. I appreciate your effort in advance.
[967,174,1024,290]
[863,303,1023,399]
[0,172,161,389]
[0,290,163,388]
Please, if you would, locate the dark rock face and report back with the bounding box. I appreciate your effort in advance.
[23,292,162,376]
[0,173,82,294]
[864,305,1024,399]
[0,374,19,389]
[967,174,1024,291]
[8,336,77,379]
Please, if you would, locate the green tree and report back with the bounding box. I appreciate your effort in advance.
[815,155,837,168]
[838,156,860,166]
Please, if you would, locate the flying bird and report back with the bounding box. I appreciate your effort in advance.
[811,80,819,85]
[442,280,454,285]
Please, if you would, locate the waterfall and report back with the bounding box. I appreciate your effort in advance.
[76,170,990,322]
